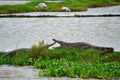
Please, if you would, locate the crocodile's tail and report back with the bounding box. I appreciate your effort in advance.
[2,48,30,57]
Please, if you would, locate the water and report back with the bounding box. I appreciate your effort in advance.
[0,65,39,80]
[0,1,30,5]
[0,17,120,52]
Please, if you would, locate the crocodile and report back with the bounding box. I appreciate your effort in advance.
[52,39,114,53]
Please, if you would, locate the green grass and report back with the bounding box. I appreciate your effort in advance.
[0,41,120,79]
[0,0,120,14]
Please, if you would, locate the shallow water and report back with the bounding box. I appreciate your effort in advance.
[0,17,120,51]
[0,65,39,80]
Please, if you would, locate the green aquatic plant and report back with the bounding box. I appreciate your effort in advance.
[38,61,120,79]
[0,52,33,66]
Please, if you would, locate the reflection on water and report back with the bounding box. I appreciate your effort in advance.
[0,17,120,51]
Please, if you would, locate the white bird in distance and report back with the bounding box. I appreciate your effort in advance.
[61,6,71,12]
[35,3,47,12]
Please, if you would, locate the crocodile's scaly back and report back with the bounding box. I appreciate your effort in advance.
[52,39,114,53]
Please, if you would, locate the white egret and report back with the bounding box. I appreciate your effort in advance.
[61,6,71,12]
[35,3,47,12]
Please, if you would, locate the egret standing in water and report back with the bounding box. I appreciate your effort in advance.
[35,3,47,12]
